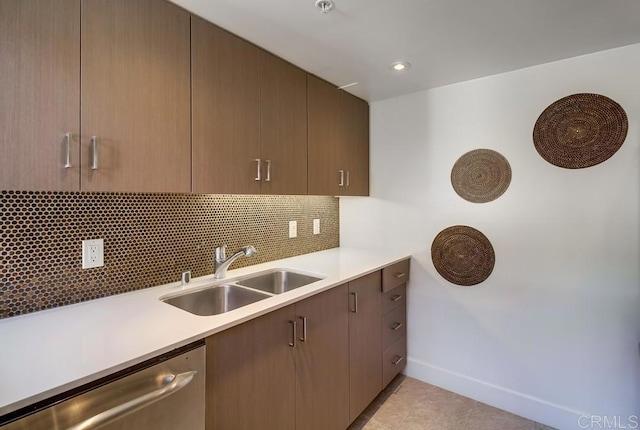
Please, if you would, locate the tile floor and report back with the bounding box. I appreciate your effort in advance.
[349,376,556,430]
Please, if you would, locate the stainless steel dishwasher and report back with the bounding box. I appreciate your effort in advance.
[0,342,205,430]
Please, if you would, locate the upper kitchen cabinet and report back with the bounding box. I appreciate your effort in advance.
[342,92,370,196]
[260,52,308,195]
[0,0,80,191]
[308,75,370,196]
[81,0,191,192]
[307,75,343,196]
[191,17,261,194]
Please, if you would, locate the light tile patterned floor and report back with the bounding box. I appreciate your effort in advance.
[349,376,556,430]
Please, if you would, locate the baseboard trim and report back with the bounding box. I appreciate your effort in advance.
[405,357,591,430]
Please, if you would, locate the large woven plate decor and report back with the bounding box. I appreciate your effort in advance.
[533,93,628,169]
[451,149,511,203]
[431,225,495,286]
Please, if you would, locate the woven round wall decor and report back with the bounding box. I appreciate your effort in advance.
[431,225,495,286]
[451,149,511,203]
[533,93,628,169]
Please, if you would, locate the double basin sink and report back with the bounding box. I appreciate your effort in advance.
[161,269,324,316]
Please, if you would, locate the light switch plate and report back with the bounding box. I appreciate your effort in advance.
[82,239,104,269]
[288,221,297,238]
[313,219,320,235]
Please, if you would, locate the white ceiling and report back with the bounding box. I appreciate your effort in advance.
[170,0,640,102]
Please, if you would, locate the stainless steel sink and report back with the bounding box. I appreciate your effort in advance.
[162,284,270,316]
[236,270,323,294]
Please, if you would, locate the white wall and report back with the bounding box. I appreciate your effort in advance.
[341,44,640,430]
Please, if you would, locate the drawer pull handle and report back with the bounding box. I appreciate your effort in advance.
[350,292,358,313]
[64,133,72,168]
[391,355,404,366]
[90,136,99,170]
[254,159,262,181]
[339,170,345,187]
[391,322,403,331]
[393,272,406,279]
[299,316,307,342]
[390,294,402,302]
[289,320,296,347]
[265,159,271,182]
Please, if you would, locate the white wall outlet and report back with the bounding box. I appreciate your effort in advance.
[288,220,297,238]
[313,219,320,235]
[82,239,104,269]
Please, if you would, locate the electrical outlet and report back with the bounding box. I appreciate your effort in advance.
[82,239,104,269]
[288,221,297,238]
[313,219,320,235]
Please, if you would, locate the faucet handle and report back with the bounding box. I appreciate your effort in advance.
[215,245,226,262]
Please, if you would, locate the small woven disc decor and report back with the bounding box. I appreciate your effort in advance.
[451,149,511,203]
[431,225,495,286]
[533,93,628,169]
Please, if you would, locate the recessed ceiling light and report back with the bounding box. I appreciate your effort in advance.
[315,0,333,13]
[390,61,411,71]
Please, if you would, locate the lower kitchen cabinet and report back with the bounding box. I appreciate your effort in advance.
[205,284,349,430]
[381,259,410,388]
[348,271,382,423]
[205,305,296,430]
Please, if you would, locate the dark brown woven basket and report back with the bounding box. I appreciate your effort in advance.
[533,93,628,169]
[451,149,511,203]
[431,225,495,286]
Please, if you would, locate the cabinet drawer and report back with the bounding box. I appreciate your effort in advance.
[382,259,410,292]
[382,305,406,350]
[382,284,406,315]
[383,338,407,388]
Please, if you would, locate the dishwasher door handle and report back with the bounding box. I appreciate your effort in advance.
[67,370,197,430]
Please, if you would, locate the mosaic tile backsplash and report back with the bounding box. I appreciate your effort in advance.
[0,191,339,319]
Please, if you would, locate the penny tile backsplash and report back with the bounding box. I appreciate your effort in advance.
[0,191,339,319]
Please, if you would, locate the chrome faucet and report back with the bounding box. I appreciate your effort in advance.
[214,245,257,279]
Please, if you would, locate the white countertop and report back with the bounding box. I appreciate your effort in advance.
[0,247,410,417]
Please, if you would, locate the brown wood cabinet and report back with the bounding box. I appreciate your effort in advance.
[295,283,350,430]
[381,259,410,388]
[260,52,308,195]
[348,271,382,423]
[191,17,261,194]
[206,285,349,430]
[81,0,191,192]
[0,0,191,192]
[0,0,80,191]
[192,21,308,195]
[308,75,370,196]
[206,305,296,430]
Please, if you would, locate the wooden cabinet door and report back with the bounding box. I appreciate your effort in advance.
[206,305,296,430]
[295,284,350,430]
[348,271,383,422]
[307,75,343,196]
[260,52,308,195]
[0,0,80,191]
[80,0,191,192]
[342,92,370,196]
[192,17,261,194]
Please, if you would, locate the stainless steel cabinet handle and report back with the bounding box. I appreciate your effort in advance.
[90,136,99,170]
[254,159,261,181]
[64,133,72,168]
[346,170,350,187]
[299,316,307,342]
[67,371,197,430]
[391,322,403,331]
[390,294,403,302]
[350,292,358,313]
[338,170,345,187]
[289,320,297,347]
[391,355,404,366]
[394,272,406,279]
[265,160,271,182]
